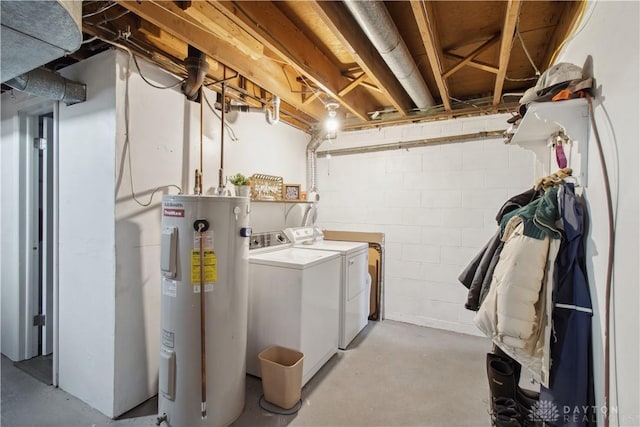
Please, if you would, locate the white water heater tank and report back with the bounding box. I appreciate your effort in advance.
[158,195,251,427]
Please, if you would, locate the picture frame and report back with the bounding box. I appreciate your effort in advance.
[283,184,301,201]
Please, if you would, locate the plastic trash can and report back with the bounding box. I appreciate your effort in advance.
[258,346,304,409]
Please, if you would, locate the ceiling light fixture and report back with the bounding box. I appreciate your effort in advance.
[324,99,340,133]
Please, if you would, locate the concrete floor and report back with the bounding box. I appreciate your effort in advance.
[1,320,493,427]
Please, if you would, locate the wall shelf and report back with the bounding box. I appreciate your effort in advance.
[510,98,590,185]
[251,200,314,204]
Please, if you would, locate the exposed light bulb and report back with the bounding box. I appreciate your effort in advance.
[325,115,339,132]
[324,98,340,133]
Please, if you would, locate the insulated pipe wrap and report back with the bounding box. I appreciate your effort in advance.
[344,0,434,110]
[5,68,86,105]
[306,131,323,192]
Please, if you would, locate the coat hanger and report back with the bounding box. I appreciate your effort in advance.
[534,167,573,191]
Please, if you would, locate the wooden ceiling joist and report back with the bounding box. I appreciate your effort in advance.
[443,53,499,74]
[338,73,367,97]
[136,20,219,72]
[115,0,327,121]
[442,33,501,79]
[493,0,523,106]
[410,0,452,111]
[178,1,263,60]
[303,91,321,106]
[309,0,413,116]
[210,0,371,122]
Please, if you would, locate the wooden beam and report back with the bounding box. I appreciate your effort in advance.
[303,91,321,106]
[115,0,327,121]
[493,0,522,106]
[178,1,263,60]
[443,52,499,74]
[211,1,371,122]
[338,73,366,97]
[442,33,501,79]
[137,20,219,72]
[410,0,451,111]
[308,0,413,116]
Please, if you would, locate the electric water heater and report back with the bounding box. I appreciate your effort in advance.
[158,195,251,427]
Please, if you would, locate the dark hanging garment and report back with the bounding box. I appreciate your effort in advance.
[539,183,595,426]
[459,188,540,311]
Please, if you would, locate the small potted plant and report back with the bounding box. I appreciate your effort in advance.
[229,173,251,197]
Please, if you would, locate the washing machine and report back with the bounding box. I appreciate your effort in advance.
[285,227,370,349]
[247,231,341,386]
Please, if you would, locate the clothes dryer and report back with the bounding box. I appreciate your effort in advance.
[285,227,370,349]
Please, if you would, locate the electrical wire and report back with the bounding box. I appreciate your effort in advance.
[122,45,182,206]
[93,9,131,27]
[130,54,185,90]
[81,36,99,45]
[97,36,186,90]
[548,0,591,66]
[202,90,239,142]
[504,75,538,82]
[586,94,616,427]
[82,1,117,18]
[516,29,540,76]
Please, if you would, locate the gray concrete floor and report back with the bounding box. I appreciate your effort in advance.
[1,320,493,427]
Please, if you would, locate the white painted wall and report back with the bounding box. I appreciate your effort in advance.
[1,92,55,361]
[57,51,118,416]
[317,1,639,423]
[553,1,639,425]
[2,48,308,418]
[1,101,25,361]
[112,51,307,415]
[316,115,535,336]
[110,51,308,415]
[113,49,307,415]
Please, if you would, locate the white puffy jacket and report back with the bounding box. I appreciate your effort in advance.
[474,215,560,387]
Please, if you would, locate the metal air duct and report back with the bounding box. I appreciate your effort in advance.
[343,0,435,110]
[5,68,86,105]
[306,130,324,194]
[1,0,82,83]
[182,46,209,101]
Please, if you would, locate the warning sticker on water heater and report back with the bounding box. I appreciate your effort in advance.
[191,231,216,292]
[191,249,217,282]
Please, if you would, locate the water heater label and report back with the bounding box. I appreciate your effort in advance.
[192,231,216,292]
[191,249,217,284]
[162,201,184,217]
[162,277,177,297]
[161,329,175,348]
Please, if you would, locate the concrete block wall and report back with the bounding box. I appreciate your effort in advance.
[316,115,536,335]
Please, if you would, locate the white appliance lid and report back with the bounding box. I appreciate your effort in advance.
[249,247,340,269]
[298,240,368,255]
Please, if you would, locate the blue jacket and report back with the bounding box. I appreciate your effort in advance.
[539,183,595,427]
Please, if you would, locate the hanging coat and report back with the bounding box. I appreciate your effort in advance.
[458,188,540,311]
[474,187,562,387]
[539,184,595,427]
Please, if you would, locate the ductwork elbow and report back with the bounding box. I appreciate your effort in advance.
[265,96,280,125]
[182,47,209,101]
[5,67,86,105]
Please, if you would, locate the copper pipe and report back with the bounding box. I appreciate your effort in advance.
[199,229,207,419]
[200,86,204,189]
[219,82,226,189]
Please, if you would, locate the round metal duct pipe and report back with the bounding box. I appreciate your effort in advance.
[343,0,435,110]
[5,68,86,105]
